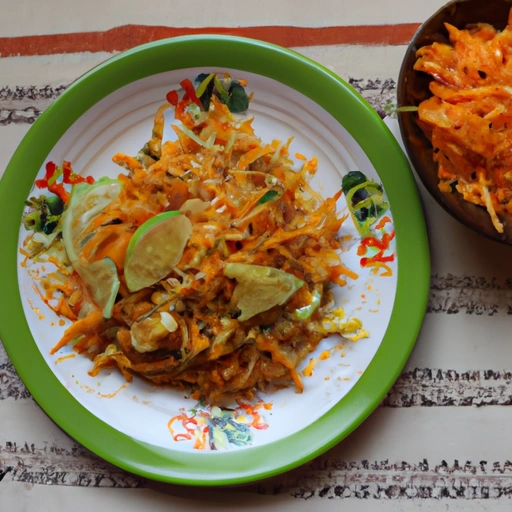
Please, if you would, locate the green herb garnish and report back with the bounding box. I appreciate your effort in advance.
[342,170,389,236]
[23,195,64,234]
[195,73,249,114]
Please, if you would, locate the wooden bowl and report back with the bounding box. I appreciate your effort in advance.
[397,0,512,244]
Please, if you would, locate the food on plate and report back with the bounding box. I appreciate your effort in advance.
[414,9,512,233]
[22,73,366,404]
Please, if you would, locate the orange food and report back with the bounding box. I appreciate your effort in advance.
[23,82,363,405]
[414,9,512,232]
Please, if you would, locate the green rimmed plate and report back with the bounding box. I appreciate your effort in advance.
[0,35,429,485]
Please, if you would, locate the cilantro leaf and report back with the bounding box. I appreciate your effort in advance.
[342,170,368,192]
[227,82,249,113]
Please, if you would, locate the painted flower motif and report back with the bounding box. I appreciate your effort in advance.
[168,400,271,450]
[357,215,395,277]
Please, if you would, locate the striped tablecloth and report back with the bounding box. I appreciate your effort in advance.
[3,1,512,510]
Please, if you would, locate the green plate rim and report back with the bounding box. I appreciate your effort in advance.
[0,35,430,486]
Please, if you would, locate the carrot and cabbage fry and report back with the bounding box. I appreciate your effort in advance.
[414,9,512,233]
[23,75,359,404]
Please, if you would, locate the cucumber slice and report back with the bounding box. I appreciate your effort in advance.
[124,211,193,292]
[61,178,122,318]
[224,263,304,321]
[78,258,119,319]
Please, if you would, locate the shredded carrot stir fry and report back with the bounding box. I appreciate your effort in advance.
[23,87,359,404]
[414,9,512,233]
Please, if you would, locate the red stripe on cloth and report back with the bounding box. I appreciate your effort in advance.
[0,24,419,57]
